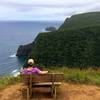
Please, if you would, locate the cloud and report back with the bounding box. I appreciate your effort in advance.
[0,0,100,21]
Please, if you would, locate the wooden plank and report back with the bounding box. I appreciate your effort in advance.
[32,82,62,86]
[21,73,64,100]
[27,87,30,100]
[21,73,64,84]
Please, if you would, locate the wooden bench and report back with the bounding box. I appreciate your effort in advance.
[21,73,64,100]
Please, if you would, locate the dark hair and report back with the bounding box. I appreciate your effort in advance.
[23,63,33,68]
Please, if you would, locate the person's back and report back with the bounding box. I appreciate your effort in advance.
[21,59,48,74]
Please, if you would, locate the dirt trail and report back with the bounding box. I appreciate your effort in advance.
[0,83,100,100]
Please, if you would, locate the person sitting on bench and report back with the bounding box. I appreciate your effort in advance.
[21,59,48,74]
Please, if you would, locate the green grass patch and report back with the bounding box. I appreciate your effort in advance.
[44,67,100,85]
[0,67,100,90]
[0,76,21,90]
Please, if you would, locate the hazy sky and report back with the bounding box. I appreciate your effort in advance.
[0,0,100,21]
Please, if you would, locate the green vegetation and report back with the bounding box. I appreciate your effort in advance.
[59,12,100,30]
[45,67,100,85]
[30,26,100,68]
[0,76,21,90]
[17,12,100,68]
[1,67,100,90]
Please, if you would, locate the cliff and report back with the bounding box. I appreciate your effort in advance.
[59,12,100,30]
[16,43,33,56]
[16,12,100,67]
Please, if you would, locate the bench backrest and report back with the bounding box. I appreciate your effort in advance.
[21,73,64,85]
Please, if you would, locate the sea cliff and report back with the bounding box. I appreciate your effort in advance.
[16,12,100,67]
[16,43,33,56]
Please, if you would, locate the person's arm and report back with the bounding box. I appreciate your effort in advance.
[38,70,48,74]
[33,67,48,74]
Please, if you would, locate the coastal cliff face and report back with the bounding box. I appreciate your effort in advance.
[16,43,33,56]
[59,12,100,30]
[16,12,100,67]
[16,12,100,57]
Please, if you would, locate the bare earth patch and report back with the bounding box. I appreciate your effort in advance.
[0,83,100,100]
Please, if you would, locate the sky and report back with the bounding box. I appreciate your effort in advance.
[0,0,100,21]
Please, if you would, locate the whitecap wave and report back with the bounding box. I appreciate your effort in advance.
[10,53,16,58]
[11,69,20,77]
[12,69,18,73]
[13,72,20,77]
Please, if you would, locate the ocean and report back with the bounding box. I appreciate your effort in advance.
[0,21,62,76]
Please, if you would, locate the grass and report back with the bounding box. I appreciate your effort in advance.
[0,67,100,90]
[0,76,21,90]
[44,67,100,85]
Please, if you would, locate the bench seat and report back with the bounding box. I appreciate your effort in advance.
[21,73,64,100]
[32,82,62,87]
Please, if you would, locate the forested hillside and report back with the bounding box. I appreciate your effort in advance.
[17,12,100,68]
[59,12,100,30]
[29,26,100,67]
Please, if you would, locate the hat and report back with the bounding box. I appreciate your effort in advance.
[28,59,34,64]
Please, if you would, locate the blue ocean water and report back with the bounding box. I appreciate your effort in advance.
[0,21,62,76]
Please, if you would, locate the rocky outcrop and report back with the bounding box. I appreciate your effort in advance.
[16,43,33,56]
[45,26,57,32]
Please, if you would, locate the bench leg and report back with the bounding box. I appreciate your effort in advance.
[51,87,53,97]
[27,87,30,100]
[53,87,57,100]
[51,86,57,100]
[30,88,32,98]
